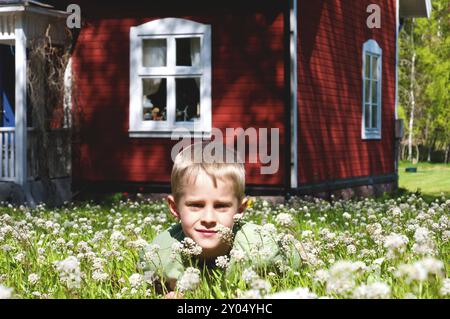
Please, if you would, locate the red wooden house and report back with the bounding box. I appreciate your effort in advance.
[0,0,431,204]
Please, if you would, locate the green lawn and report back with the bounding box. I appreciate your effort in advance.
[399,160,450,198]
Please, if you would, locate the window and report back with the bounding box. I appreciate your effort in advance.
[129,18,211,137]
[362,39,382,140]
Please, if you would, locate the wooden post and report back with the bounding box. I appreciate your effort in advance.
[14,14,30,202]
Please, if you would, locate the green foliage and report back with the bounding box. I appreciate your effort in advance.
[399,0,450,161]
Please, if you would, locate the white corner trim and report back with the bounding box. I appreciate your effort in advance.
[290,0,298,189]
[14,15,27,186]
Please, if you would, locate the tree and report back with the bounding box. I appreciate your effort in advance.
[399,0,450,163]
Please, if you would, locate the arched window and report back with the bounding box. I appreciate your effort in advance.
[129,18,211,138]
[362,39,382,140]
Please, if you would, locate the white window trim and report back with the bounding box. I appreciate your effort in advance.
[362,39,382,140]
[129,18,212,138]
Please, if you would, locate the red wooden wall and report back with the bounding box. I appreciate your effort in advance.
[68,1,288,187]
[297,0,396,185]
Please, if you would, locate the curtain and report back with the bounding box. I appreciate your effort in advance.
[143,39,166,67]
[190,38,201,88]
[143,78,161,96]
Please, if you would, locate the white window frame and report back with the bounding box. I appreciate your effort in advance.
[362,39,382,140]
[129,18,212,138]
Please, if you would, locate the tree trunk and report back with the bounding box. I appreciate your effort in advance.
[408,51,416,162]
[445,146,450,164]
[408,20,416,162]
[425,114,431,162]
[415,144,420,164]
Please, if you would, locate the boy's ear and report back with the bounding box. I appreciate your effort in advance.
[167,195,180,220]
[238,197,248,214]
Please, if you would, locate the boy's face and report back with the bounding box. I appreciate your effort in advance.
[167,171,247,261]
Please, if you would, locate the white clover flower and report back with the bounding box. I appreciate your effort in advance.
[266,287,317,299]
[440,278,450,296]
[314,269,329,283]
[353,282,391,299]
[261,223,277,236]
[325,261,366,295]
[275,213,294,227]
[177,267,201,292]
[216,224,234,245]
[230,248,246,262]
[14,252,25,262]
[384,233,409,258]
[389,207,402,217]
[110,230,126,242]
[0,285,13,299]
[301,230,313,238]
[342,212,351,220]
[143,244,161,261]
[414,227,431,242]
[54,256,81,289]
[242,268,259,284]
[396,257,444,283]
[128,273,143,288]
[127,238,148,249]
[92,271,109,283]
[347,244,357,255]
[215,255,230,269]
[251,279,271,295]
[233,213,244,224]
[28,273,40,285]
[238,289,262,299]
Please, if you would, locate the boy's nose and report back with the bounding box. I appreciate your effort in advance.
[200,207,216,225]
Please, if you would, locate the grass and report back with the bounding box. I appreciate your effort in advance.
[0,195,449,299]
[399,160,450,198]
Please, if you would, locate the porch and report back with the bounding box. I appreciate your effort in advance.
[0,1,72,205]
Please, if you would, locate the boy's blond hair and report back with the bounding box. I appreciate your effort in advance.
[171,142,245,204]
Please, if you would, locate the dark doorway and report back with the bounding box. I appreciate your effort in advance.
[0,44,15,128]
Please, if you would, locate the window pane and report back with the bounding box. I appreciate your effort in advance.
[176,37,201,67]
[372,81,378,104]
[365,54,371,78]
[365,104,371,128]
[371,56,378,80]
[143,39,167,67]
[142,78,167,121]
[371,104,378,128]
[175,78,200,122]
[365,79,370,103]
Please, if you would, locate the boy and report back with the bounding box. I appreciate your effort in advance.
[140,142,285,295]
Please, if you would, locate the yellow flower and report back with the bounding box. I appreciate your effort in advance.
[247,197,255,209]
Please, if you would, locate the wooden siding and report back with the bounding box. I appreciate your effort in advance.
[297,0,397,184]
[69,1,288,187]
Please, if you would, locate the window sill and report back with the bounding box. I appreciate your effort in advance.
[362,133,382,140]
[129,130,212,139]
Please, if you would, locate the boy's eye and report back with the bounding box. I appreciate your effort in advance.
[187,203,203,208]
[215,203,231,210]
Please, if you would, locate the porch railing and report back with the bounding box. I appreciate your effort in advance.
[0,127,15,180]
[0,127,71,181]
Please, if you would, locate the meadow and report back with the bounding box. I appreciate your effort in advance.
[399,161,450,198]
[0,193,449,299]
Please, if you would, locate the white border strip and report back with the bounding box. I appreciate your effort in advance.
[290,0,298,189]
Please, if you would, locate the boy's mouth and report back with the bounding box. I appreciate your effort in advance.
[196,229,218,237]
[196,229,218,234]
